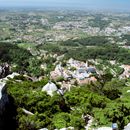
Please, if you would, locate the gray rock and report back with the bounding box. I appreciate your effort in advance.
[124,123,130,130]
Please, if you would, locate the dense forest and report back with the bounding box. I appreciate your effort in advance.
[65,44,130,64]
[6,75,130,130]
[0,42,45,77]
[60,36,109,46]
[40,37,130,64]
[0,42,32,64]
[122,34,130,45]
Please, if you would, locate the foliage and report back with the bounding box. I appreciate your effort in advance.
[52,112,70,129]
[61,36,109,46]
[88,15,110,29]
[0,42,31,65]
[6,75,130,130]
[122,34,130,45]
[42,41,130,64]
[26,58,44,77]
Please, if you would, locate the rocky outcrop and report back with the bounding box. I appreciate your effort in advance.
[0,81,17,130]
[0,88,17,129]
[0,63,10,79]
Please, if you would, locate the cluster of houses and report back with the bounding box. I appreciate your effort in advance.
[50,58,97,90]
[53,21,86,30]
[46,58,130,94]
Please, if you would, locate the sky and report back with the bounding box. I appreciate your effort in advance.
[0,0,130,11]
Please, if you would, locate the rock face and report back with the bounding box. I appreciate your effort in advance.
[0,63,10,79]
[0,82,6,99]
[0,82,17,130]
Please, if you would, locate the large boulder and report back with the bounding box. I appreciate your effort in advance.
[124,123,130,130]
[42,81,58,96]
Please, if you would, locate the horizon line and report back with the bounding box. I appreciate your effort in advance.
[0,6,130,13]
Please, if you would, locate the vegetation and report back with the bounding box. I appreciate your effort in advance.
[122,34,130,45]
[41,39,130,64]
[0,42,52,77]
[60,36,109,46]
[6,75,130,130]
[0,42,31,64]
[88,15,110,29]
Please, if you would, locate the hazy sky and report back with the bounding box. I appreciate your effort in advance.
[0,0,130,11]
